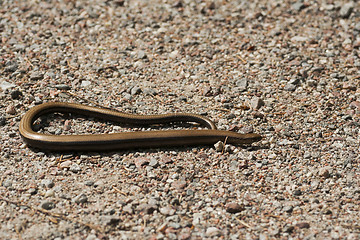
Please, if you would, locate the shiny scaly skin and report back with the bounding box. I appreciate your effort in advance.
[19,102,262,151]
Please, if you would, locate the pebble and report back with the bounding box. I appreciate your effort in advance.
[41,201,56,210]
[291,36,308,42]
[149,158,159,168]
[4,63,18,72]
[44,189,55,198]
[85,234,98,240]
[84,180,95,186]
[81,80,91,87]
[284,225,295,233]
[339,2,353,18]
[293,190,302,196]
[29,72,44,81]
[10,90,23,99]
[70,163,81,173]
[342,82,356,91]
[169,50,179,59]
[225,203,244,213]
[143,88,157,96]
[284,83,297,91]
[0,81,16,90]
[137,50,147,59]
[250,97,265,110]
[283,206,293,213]
[93,180,104,188]
[307,79,318,87]
[291,1,305,12]
[55,84,71,90]
[206,227,222,237]
[59,160,72,169]
[130,86,142,95]
[28,187,37,195]
[296,222,310,229]
[0,116,6,126]
[236,78,248,90]
[2,180,12,188]
[214,141,224,152]
[137,204,157,214]
[123,204,133,214]
[41,179,54,188]
[171,180,187,190]
[73,193,88,204]
[134,157,150,169]
[6,105,16,115]
[192,213,203,225]
[322,208,332,215]
[159,206,176,216]
[319,167,331,178]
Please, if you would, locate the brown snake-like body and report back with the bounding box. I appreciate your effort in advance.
[19,102,262,151]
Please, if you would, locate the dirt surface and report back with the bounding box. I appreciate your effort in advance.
[1,0,360,239]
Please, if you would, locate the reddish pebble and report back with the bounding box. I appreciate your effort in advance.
[6,105,16,115]
[134,157,150,169]
[171,180,187,190]
[225,203,245,213]
[64,119,71,131]
[296,222,310,229]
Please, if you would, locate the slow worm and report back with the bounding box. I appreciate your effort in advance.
[19,102,262,151]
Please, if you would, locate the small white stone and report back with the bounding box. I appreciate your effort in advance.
[44,189,55,198]
[214,141,224,152]
[169,50,179,59]
[206,227,221,237]
[81,80,91,87]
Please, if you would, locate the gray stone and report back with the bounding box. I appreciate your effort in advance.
[55,84,71,90]
[73,193,88,204]
[296,222,310,229]
[4,63,18,72]
[137,203,157,214]
[41,179,55,188]
[0,81,16,91]
[84,180,95,186]
[206,227,222,237]
[0,116,6,126]
[339,2,353,18]
[28,188,37,195]
[123,204,133,214]
[292,1,305,11]
[214,141,224,152]
[2,180,12,188]
[159,206,175,216]
[137,50,147,59]
[81,80,91,87]
[130,86,142,95]
[250,97,265,110]
[149,158,159,167]
[284,83,297,91]
[283,205,293,213]
[355,22,360,31]
[236,78,248,90]
[192,212,203,225]
[41,201,56,210]
[293,189,302,196]
[30,72,44,81]
[143,88,157,95]
[70,163,81,173]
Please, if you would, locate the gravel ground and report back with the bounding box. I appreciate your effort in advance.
[1,0,360,239]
